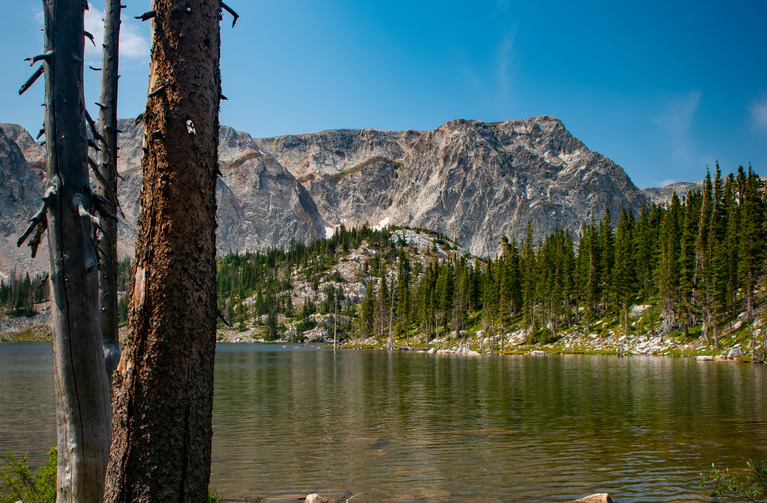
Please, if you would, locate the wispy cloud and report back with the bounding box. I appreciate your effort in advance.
[84,8,106,60]
[496,31,515,98]
[32,7,43,25]
[749,91,767,131]
[654,90,701,163]
[30,6,149,63]
[658,178,679,187]
[85,8,150,63]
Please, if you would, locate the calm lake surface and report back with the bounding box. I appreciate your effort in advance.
[1,343,766,502]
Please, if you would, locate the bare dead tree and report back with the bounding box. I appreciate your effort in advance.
[103,1,234,500]
[18,1,113,501]
[95,0,123,379]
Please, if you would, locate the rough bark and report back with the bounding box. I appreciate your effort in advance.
[104,1,221,501]
[97,0,122,381]
[41,1,112,501]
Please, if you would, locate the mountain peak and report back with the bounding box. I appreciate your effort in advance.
[1,116,650,275]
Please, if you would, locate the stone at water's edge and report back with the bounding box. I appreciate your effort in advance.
[567,494,614,503]
[305,494,329,503]
[727,347,744,358]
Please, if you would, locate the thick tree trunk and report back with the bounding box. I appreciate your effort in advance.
[104,1,221,501]
[97,0,122,380]
[41,1,112,501]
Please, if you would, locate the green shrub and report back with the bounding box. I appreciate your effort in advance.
[702,458,767,502]
[2,447,232,503]
[0,446,56,503]
[208,486,225,503]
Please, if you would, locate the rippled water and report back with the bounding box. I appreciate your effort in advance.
[1,343,766,502]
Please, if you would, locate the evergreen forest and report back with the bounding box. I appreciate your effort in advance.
[213,165,767,357]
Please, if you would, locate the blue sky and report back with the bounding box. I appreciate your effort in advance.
[1,0,766,188]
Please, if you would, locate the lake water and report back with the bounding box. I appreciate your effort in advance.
[1,343,765,502]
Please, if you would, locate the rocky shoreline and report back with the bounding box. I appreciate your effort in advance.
[264,492,614,503]
[3,309,764,364]
[213,317,763,362]
[0,311,51,342]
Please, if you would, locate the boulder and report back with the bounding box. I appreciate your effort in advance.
[568,494,613,503]
[727,347,744,358]
[305,495,329,503]
[628,303,651,319]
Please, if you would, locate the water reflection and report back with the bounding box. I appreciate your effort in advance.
[1,343,765,502]
[211,347,766,502]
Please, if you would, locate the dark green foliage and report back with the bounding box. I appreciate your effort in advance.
[0,271,48,317]
[0,446,57,503]
[702,459,767,502]
[116,257,132,291]
[739,166,766,318]
[117,294,129,325]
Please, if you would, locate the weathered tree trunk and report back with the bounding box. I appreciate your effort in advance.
[97,0,122,381]
[41,1,112,501]
[104,1,221,501]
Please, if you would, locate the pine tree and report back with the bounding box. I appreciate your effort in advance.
[678,191,701,337]
[361,280,376,338]
[396,249,412,339]
[613,209,635,336]
[452,261,470,343]
[598,209,615,313]
[582,217,601,330]
[722,174,740,315]
[708,164,726,347]
[437,263,455,336]
[656,206,679,339]
[521,222,537,332]
[374,276,390,340]
[696,169,714,344]
[498,237,513,329]
[633,204,654,296]
[482,258,499,343]
[739,165,765,319]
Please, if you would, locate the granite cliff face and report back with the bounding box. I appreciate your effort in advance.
[112,130,327,259]
[641,181,703,205]
[216,149,328,254]
[0,125,47,277]
[2,115,651,275]
[258,116,648,255]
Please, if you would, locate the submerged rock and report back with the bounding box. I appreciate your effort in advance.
[568,494,614,503]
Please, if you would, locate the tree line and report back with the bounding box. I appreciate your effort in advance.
[0,271,49,317]
[215,164,766,350]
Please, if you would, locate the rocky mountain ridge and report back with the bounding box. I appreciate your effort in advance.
[3,116,659,275]
[257,117,649,256]
[0,124,45,277]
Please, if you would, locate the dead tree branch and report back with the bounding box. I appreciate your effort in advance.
[18,66,44,95]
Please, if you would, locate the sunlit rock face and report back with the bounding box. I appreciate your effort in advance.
[258,116,648,256]
[0,124,46,275]
[2,115,649,275]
